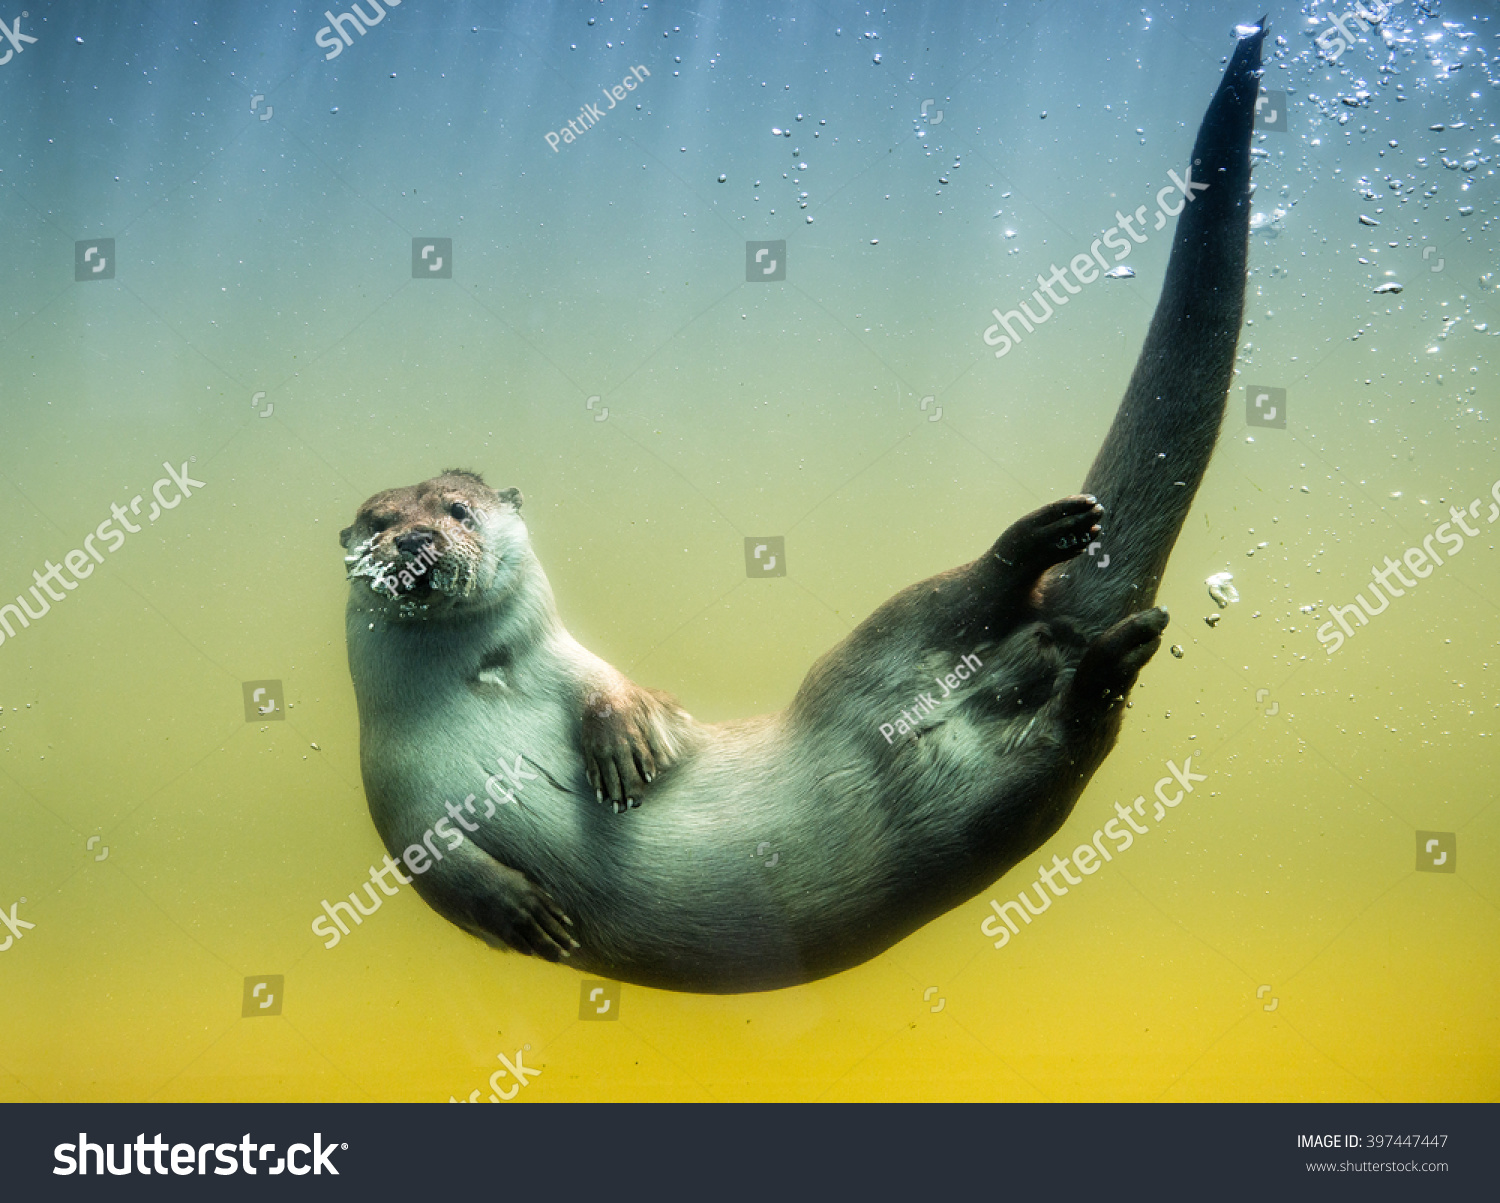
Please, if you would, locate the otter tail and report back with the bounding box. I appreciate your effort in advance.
[1048,19,1266,632]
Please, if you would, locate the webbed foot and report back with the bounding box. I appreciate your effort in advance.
[988,494,1104,580]
[1064,607,1168,717]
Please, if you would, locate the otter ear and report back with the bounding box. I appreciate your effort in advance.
[496,487,523,511]
[339,524,354,549]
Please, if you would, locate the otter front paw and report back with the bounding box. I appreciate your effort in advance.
[473,864,580,962]
[581,685,684,811]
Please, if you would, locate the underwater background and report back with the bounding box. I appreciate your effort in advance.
[0,0,1496,1102]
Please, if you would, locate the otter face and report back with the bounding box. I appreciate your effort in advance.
[340,470,526,618]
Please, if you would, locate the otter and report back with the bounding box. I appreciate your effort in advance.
[340,22,1265,993]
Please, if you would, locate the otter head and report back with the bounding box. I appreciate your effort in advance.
[339,470,527,619]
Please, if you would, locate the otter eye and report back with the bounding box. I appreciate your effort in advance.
[368,515,393,533]
[449,502,472,522]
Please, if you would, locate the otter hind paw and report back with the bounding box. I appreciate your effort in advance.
[1066,607,1168,714]
[994,494,1104,573]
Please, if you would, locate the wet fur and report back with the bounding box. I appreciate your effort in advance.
[343,25,1265,993]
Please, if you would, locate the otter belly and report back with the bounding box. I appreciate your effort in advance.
[361,672,1074,992]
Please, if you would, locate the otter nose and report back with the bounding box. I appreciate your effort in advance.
[395,529,434,557]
